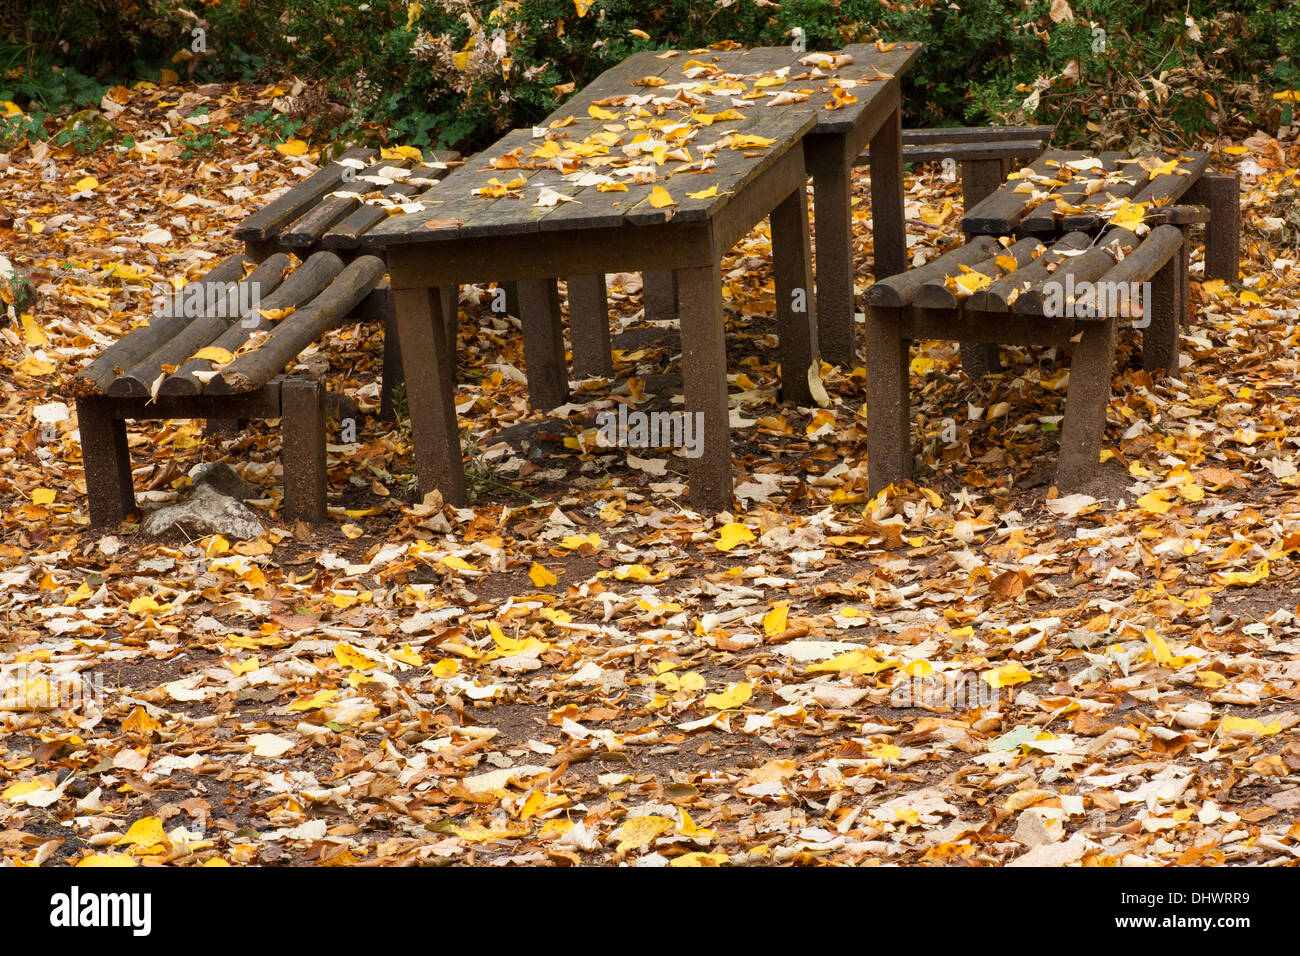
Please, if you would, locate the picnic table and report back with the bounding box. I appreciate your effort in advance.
[545,42,921,372]
[363,43,927,510]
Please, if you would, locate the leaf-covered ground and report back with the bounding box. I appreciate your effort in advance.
[2,79,1300,867]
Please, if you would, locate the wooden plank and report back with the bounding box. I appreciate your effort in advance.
[1017,150,1128,237]
[965,231,1092,313]
[321,157,459,249]
[1010,226,1141,317]
[912,236,1045,309]
[960,149,1089,236]
[68,253,251,397]
[234,147,376,242]
[1058,153,1194,232]
[108,254,293,397]
[899,139,1044,164]
[161,252,345,396]
[865,235,1002,307]
[206,255,387,394]
[279,156,415,248]
[901,125,1053,145]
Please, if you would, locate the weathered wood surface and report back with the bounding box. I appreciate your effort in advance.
[960,150,1088,235]
[69,253,251,396]
[234,147,376,242]
[208,255,387,394]
[363,43,920,248]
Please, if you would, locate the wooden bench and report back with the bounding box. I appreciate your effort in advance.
[233,146,460,419]
[68,252,387,527]
[856,125,1052,211]
[864,223,1189,494]
[68,147,464,528]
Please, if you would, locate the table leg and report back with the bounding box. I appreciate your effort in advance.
[517,277,569,410]
[1143,241,1180,376]
[868,106,907,280]
[392,286,466,506]
[281,377,327,523]
[809,140,856,368]
[677,262,732,511]
[1056,316,1118,490]
[566,274,613,379]
[643,270,678,320]
[771,185,818,406]
[865,304,912,495]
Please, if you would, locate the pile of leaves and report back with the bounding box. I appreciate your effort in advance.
[2,76,1300,867]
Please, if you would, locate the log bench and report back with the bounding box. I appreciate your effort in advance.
[950,148,1238,376]
[856,125,1052,211]
[68,251,386,528]
[864,224,1189,494]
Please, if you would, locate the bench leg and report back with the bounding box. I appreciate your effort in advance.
[961,157,1006,211]
[566,274,613,379]
[517,277,569,410]
[868,106,907,281]
[75,397,136,528]
[498,281,520,318]
[677,262,732,511]
[1055,316,1118,490]
[810,138,856,367]
[392,286,467,506]
[1203,171,1240,282]
[281,377,327,523]
[643,270,678,321]
[440,286,459,351]
[771,184,819,406]
[1143,239,1182,376]
[960,341,1002,378]
[380,298,404,421]
[865,305,911,495]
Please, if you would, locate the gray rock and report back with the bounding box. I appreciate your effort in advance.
[142,483,266,540]
[190,461,260,501]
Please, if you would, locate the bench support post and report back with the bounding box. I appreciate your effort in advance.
[678,261,733,511]
[566,274,613,378]
[76,397,136,528]
[1056,316,1117,490]
[392,286,467,506]
[771,184,819,406]
[380,298,404,421]
[643,270,678,321]
[1199,171,1240,282]
[1143,235,1182,375]
[517,277,569,409]
[281,377,328,523]
[865,305,912,495]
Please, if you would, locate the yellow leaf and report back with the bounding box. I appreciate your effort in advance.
[31,488,56,506]
[573,0,594,16]
[714,522,755,552]
[703,681,752,710]
[1220,716,1282,736]
[596,181,628,192]
[981,661,1035,688]
[76,854,137,867]
[687,185,718,200]
[763,602,789,636]
[3,781,44,802]
[588,105,617,120]
[560,533,601,550]
[649,186,676,208]
[613,563,652,581]
[729,134,776,150]
[20,314,49,346]
[995,254,1019,273]
[116,816,167,850]
[431,659,460,678]
[381,145,424,162]
[334,643,379,671]
[1137,490,1173,514]
[160,68,180,85]
[529,562,558,587]
[670,852,729,866]
[72,176,98,192]
[121,706,162,736]
[192,346,235,364]
[1213,560,1269,587]
[129,595,172,615]
[276,139,309,157]
[1108,199,1147,230]
[1146,630,1172,666]
[288,689,337,711]
[615,815,675,852]
[16,357,57,376]
[229,656,259,675]
[807,649,893,675]
[441,554,477,572]
[1221,145,1249,155]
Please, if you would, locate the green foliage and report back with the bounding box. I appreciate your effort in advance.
[5,1,1299,153]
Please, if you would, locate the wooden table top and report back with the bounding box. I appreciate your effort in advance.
[364,42,920,248]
